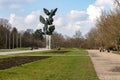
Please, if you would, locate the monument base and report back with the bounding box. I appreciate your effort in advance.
[46,35,51,49]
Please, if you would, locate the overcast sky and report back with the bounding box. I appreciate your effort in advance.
[0,0,116,36]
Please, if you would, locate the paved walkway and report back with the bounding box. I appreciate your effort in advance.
[0,48,49,55]
[88,50,120,80]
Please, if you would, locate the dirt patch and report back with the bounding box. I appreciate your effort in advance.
[0,56,50,70]
[44,50,71,54]
[110,66,120,72]
[90,54,100,57]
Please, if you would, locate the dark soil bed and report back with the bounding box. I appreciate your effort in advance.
[0,56,50,70]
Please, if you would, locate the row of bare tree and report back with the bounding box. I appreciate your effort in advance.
[85,0,120,51]
[51,30,85,48]
[0,19,45,49]
[0,17,85,49]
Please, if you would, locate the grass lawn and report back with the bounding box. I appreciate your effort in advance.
[0,48,29,52]
[0,48,99,80]
[112,51,120,55]
[10,48,88,56]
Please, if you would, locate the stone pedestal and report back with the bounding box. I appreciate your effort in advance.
[46,35,51,49]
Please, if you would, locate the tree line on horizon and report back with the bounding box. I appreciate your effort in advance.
[0,19,45,49]
[0,18,85,49]
[85,0,120,51]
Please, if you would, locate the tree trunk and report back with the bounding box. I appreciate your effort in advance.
[20,34,21,48]
[13,34,14,49]
[9,33,11,49]
[6,33,7,49]
[16,34,18,48]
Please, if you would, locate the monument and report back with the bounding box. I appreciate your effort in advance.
[39,8,58,49]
